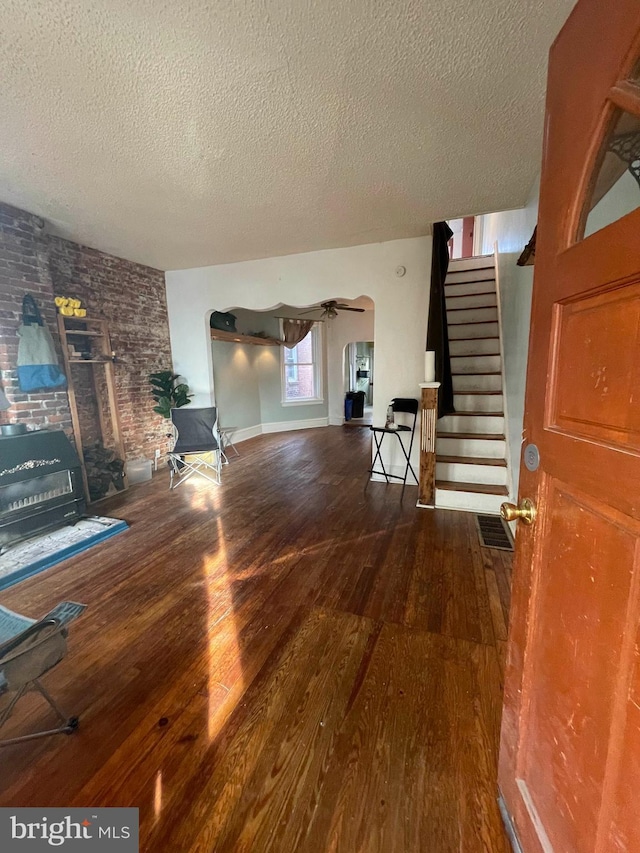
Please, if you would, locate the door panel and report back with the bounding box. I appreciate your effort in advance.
[520,481,638,853]
[499,2,640,851]
[549,282,640,448]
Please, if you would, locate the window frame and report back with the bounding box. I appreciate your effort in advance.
[280,323,324,406]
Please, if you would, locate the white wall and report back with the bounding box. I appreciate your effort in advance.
[254,333,329,426]
[211,341,261,431]
[476,178,539,501]
[211,308,329,433]
[166,237,431,479]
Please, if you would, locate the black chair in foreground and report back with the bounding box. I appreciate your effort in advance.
[0,601,86,747]
[168,406,222,489]
[367,398,419,496]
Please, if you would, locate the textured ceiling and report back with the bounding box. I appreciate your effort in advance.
[0,0,575,270]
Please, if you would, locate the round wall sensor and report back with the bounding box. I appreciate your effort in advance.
[395,265,406,277]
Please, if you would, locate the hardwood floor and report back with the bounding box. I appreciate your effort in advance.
[0,426,512,852]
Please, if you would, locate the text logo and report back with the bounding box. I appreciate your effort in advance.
[0,808,138,851]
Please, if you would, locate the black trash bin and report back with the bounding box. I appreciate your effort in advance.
[351,391,366,419]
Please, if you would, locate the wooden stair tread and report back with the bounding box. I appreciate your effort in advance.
[448,316,498,322]
[447,304,497,312]
[446,264,495,272]
[436,480,509,496]
[450,335,499,341]
[454,389,503,395]
[446,291,497,300]
[445,277,496,285]
[437,455,507,467]
[437,432,506,440]
[452,371,502,376]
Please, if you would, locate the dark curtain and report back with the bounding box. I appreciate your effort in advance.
[426,221,455,419]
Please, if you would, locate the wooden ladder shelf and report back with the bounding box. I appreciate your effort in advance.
[57,315,127,503]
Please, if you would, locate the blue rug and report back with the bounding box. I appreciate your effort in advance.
[0,516,128,591]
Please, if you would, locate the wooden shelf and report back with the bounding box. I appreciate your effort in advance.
[65,329,104,337]
[210,328,280,347]
[68,358,113,364]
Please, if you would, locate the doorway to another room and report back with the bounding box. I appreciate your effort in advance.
[344,341,374,427]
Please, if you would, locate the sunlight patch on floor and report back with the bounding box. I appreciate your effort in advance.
[153,770,162,820]
[204,515,243,741]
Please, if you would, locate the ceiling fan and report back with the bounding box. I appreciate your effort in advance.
[299,300,365,319]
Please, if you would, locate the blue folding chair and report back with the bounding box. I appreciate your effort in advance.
[0,601,86,746]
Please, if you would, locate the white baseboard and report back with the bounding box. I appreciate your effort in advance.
[262,417,329,434]
[228,424,263,445]
[230,418,330,444]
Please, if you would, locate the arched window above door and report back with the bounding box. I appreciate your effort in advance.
[579,64,640,241]
[582,107,640,238]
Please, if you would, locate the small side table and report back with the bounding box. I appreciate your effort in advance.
[416,382,440,508]
[219,426,239,464]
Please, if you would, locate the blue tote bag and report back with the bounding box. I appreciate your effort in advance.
[16,295,67,392]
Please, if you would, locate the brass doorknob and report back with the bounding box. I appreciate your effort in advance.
[500,498,537,525]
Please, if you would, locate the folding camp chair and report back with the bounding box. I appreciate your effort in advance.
[0,601,86,747]
[367,398,419,497]
[168,406,223,488]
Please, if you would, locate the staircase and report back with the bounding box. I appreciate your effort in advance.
[435,254,510,514]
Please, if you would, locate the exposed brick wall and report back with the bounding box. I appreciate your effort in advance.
[48,236,172,461]
[0,201,173,462]
[0,204,73,435]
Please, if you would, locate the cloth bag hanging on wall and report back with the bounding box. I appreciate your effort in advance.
[16,295,67,392]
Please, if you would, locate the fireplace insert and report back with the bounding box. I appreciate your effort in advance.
[0,430,86,551]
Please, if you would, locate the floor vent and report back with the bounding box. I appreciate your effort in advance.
[477,514,514,551]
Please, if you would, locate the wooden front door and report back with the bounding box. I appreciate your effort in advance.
[499,2,640,851]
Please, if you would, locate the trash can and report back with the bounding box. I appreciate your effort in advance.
[352,391,366,418]
[344,395,353,421]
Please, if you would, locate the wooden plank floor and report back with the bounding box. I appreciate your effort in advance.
[0,426,512,852]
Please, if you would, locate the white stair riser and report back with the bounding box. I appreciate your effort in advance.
[448,307,498,325]
[437,436,506,458]
[453,373,502,392]
[436,461,508,486]
[454,393,503,411]
[449,322,499,340]
[438,413,504,433]
[447,256,494,272]
[445,268,496,284]
[451,354,502,374]
[446,292,497,310]
[449,338,500,356]
[446,280,497,298]
[435,489,506,514]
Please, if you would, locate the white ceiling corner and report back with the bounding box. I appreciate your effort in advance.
[0,0,576,270]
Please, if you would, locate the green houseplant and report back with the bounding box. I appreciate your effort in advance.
[149,370,193,418]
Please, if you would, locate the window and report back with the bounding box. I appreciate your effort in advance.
[281,324,323,404]
[581,106,640,240]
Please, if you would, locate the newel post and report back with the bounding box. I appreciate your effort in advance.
[417,382,440,508]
